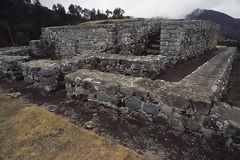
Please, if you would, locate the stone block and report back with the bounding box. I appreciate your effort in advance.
[104,83,119,95]
[143,103,160,115]
[124,96,142,111]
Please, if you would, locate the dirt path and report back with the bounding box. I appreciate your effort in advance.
[0,92,150,160]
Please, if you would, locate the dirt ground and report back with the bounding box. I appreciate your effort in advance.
[0,92,150,160]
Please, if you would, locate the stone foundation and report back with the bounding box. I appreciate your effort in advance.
[64,47,239,143]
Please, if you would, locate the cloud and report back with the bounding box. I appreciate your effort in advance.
[40,0,240,18]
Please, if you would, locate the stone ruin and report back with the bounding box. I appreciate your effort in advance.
[0,19,240,148]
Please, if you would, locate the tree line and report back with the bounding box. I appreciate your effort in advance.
[53,3,125,20]
[0,0,126,47]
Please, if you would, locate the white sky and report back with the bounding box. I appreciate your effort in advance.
[40,0,240,18]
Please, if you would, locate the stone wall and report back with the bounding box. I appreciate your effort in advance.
[29,40,46,58]
[40,19,219,60]
[160,20,220,61]
[0,46,29,56]
[41,24,115,58]
[40,19,161,58]
[20,53,171,92]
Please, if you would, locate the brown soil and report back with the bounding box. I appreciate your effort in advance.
[0,77,239,160]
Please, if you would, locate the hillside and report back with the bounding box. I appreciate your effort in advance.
[186,9,240,42]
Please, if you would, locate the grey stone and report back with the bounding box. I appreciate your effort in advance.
[74,86,91,96]
[143,103,160,115]
[124,96,142,111]
[104,83,119,95]
[168,117,180,126]
[64,109,74,117]
[203,116,219,131]
[193,101,210,115]
[226,120,240,137]
[153,113,168,125]
[24,77,34,84]
[97,92,110,102]
[166,95,190,109]
[183,117,202,132]
[7,92,22,98]
[48,105,58,112]
[211,133,225,143]
[38,69,58,77]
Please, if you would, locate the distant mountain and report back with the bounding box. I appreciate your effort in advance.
[186,9,240,42]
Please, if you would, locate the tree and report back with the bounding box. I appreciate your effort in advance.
[105,9,112,18]
[90,8,96,20]
[75,5,82,16]
[96,10,108,20]
[112,8,125,19]
[56,4,66,16]
[52,3,66,16]
[24,0,31,4]
[52,4,57,11]
[82,8,90,19]
[68,4,77,15]
[33,0,41,6]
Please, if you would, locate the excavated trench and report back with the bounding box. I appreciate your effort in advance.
[157,49,218,82]
[0,77,239,160]
[222,51,240,107]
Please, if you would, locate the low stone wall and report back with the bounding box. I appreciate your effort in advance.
[20,60,63,91]
[0,55,30,80]
[165,47,236,103]
[0,46,29,56]
[160,20,220,61]
[64,47,239,147]
[20,53,171,91]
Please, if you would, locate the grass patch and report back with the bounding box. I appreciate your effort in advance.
[0,92,150,160]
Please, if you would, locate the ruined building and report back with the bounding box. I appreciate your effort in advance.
[0,19,239,148]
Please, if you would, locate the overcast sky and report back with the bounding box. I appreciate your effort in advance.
[40,0,240,18]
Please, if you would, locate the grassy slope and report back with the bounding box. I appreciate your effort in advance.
[0,92,150,160]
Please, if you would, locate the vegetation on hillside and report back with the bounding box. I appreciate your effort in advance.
[0,0,127,47]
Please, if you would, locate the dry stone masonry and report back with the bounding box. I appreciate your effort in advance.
[160,20,219,61]
[0,18,239,149]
